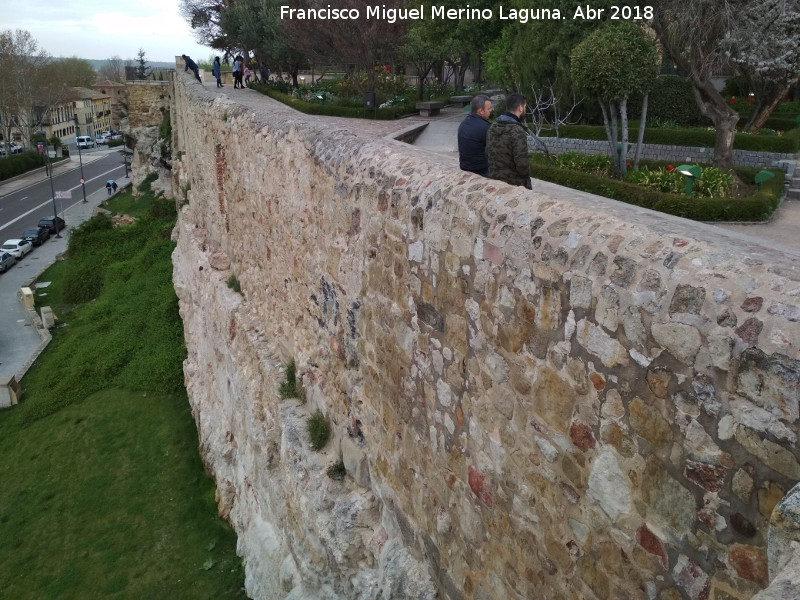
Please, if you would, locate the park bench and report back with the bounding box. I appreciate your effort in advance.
[416,101,444,117]
[450,95,473,107]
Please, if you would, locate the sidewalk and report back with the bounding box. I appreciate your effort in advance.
[0,149,118,197]
[0,164,132,383]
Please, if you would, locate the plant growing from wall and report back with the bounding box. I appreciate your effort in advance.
[226,274,242,295]
[278,359,304,401]
[307,410,330,451]
[326,457,346,480]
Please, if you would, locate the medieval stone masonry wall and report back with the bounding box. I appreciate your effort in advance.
[168,74,800,600]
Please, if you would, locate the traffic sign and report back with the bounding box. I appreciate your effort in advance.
[55,191,72,200]
[79,178,85,184]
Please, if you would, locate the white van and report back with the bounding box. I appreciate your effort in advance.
[76,136,95,149]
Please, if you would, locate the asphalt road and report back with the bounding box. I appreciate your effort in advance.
[0,151,132,381]
[0,151,128,236]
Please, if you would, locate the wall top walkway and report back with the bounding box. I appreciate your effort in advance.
[180,73,800,263]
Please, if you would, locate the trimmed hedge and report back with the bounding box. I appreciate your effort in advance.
[252,84,418,120]
[0,151,46,181]
[529,162,785,222]
[538,124,800,153]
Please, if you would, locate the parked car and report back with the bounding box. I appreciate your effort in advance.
[0,252,15,273]
[1,238,33,258]
[38,216,66,234]
[21,227,50,246]
[76,136,95,149]
[96,136,108,145]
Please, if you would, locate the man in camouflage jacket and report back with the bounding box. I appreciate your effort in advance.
[487,93,532,189]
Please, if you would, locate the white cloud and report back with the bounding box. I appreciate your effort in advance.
[1,0,212,63]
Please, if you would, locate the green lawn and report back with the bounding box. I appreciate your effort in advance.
[0,186,246,599]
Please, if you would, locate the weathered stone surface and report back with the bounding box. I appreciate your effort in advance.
[730,424,800,480]
[596,285,620,332]
[569,421,596,452]
[642,456,696,532]
[729,544,768,588]
[532,368,575,433]
[570,275,593,310]
[610,256,637,287]
[670,284,706,315]
[576,319,629,368]
[636,524,668,570]
[684,460,726,493]
[587,449,632,521]
[673,554,710,599]
[736,348,800,423]
[730,513,757,538]
[732,469,754,503]
[736,317,764,346]
[651,322,702,365]
[629,397,673,448]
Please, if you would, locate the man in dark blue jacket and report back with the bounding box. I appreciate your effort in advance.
[182,54,202,84]
[457,95,492,177]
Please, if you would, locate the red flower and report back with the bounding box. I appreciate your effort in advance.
[667,164,674,171]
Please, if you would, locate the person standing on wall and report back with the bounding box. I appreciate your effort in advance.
[486,93,532,189]
[457,94,492,177]
[182,54,203,84]
[213,56,223,88]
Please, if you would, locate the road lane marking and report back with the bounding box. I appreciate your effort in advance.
[0,164,127,232]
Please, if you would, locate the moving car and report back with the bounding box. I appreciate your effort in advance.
[0,252,15,273]
[21,227,50,246]
[37,216,66,234]
[1,238,33,258]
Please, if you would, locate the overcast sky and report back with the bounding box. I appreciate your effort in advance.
[1,0,213,64]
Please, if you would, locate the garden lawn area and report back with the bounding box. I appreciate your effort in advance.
[0,185,245,599]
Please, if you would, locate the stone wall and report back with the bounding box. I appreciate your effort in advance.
[124,81,173,197]
[168,73,800,600]
[537,136,797,170]
[126,81,170,128]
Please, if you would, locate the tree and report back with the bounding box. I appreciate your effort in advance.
[179,0,229,50]
[0,29,69,152]
[484,0,639,94]
[652,1,740,171]
[44,57,96,87]
[724,0,800,132]
[571,23,660,178]
[134,48,151,80]
[98,55,125,82]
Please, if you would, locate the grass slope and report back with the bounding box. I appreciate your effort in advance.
[0,188,245,598]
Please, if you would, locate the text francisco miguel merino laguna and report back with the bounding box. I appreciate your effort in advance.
[280,4,653,23]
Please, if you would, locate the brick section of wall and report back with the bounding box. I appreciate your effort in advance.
[536,136,797,169]
[169,79,800,600]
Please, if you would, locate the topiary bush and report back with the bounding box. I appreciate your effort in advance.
[307,410,330,451]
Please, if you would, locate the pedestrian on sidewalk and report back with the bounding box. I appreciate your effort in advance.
[182,54,203,84]
[106,180,113,195]
[112,181,118,193]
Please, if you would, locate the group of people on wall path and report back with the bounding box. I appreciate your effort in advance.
[185,54,271,89]
[180,57,528,189]
[458,92,532,190]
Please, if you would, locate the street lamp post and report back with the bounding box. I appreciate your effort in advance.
[74,116,88,203]
[43,138,62,238]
